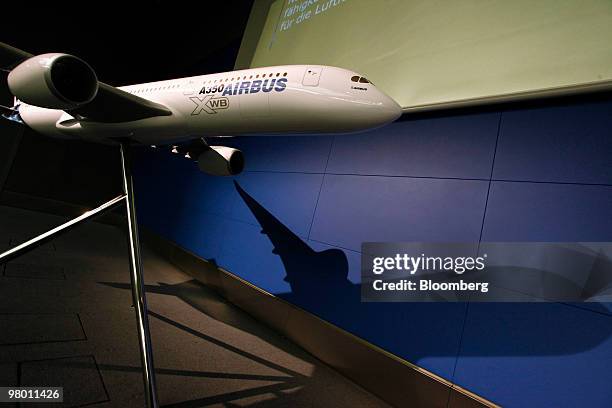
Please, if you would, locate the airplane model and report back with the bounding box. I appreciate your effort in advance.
[0,42,402,176]
[0,41,401,405]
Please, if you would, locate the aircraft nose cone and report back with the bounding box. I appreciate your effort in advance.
[381,94,402,123]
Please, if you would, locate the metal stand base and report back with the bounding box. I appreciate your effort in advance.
[0,142,159,408]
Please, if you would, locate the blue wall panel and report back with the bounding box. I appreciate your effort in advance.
[328,112,500,178]
[225,135,333,173]
[134,95,612,407]
[231,172,324,238]
[310,175,489,251]
[134,152,197,239]
[493,101,612,184]
[482,181,612,242]
[454,302,612,407]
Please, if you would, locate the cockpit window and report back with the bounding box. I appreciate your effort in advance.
[351,75,372,84]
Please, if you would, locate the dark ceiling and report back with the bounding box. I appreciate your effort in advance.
[0,1,255,86]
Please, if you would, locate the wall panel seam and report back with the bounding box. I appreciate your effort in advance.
[306,136,335,240]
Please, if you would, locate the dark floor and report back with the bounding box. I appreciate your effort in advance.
[0,205,389,407]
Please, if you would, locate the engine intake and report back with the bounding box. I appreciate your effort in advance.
[8,53,98,110]
[197,146,244,176]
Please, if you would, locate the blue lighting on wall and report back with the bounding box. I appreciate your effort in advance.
[134,96,612,407]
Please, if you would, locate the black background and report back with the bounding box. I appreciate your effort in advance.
[1,1,254,84]
[0,1,254,206]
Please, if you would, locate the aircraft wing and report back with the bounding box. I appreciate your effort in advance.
[69,82,172,123]
[0,42,171,123]
[0,42,32,69]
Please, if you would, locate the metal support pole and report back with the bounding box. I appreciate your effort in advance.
[120,142,159,408]
[0,194,125,265]
[0,140,159,407]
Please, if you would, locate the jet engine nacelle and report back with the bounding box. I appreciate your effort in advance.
[8,53,98,110]
[197,146,245,176]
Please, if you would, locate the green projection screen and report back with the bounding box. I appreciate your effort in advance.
[243,0,612,111]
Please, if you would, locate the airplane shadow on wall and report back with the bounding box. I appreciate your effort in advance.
[233,181,354,302]
[232,181,612,358]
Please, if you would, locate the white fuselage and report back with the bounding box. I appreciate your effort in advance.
[17,65,402,144]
